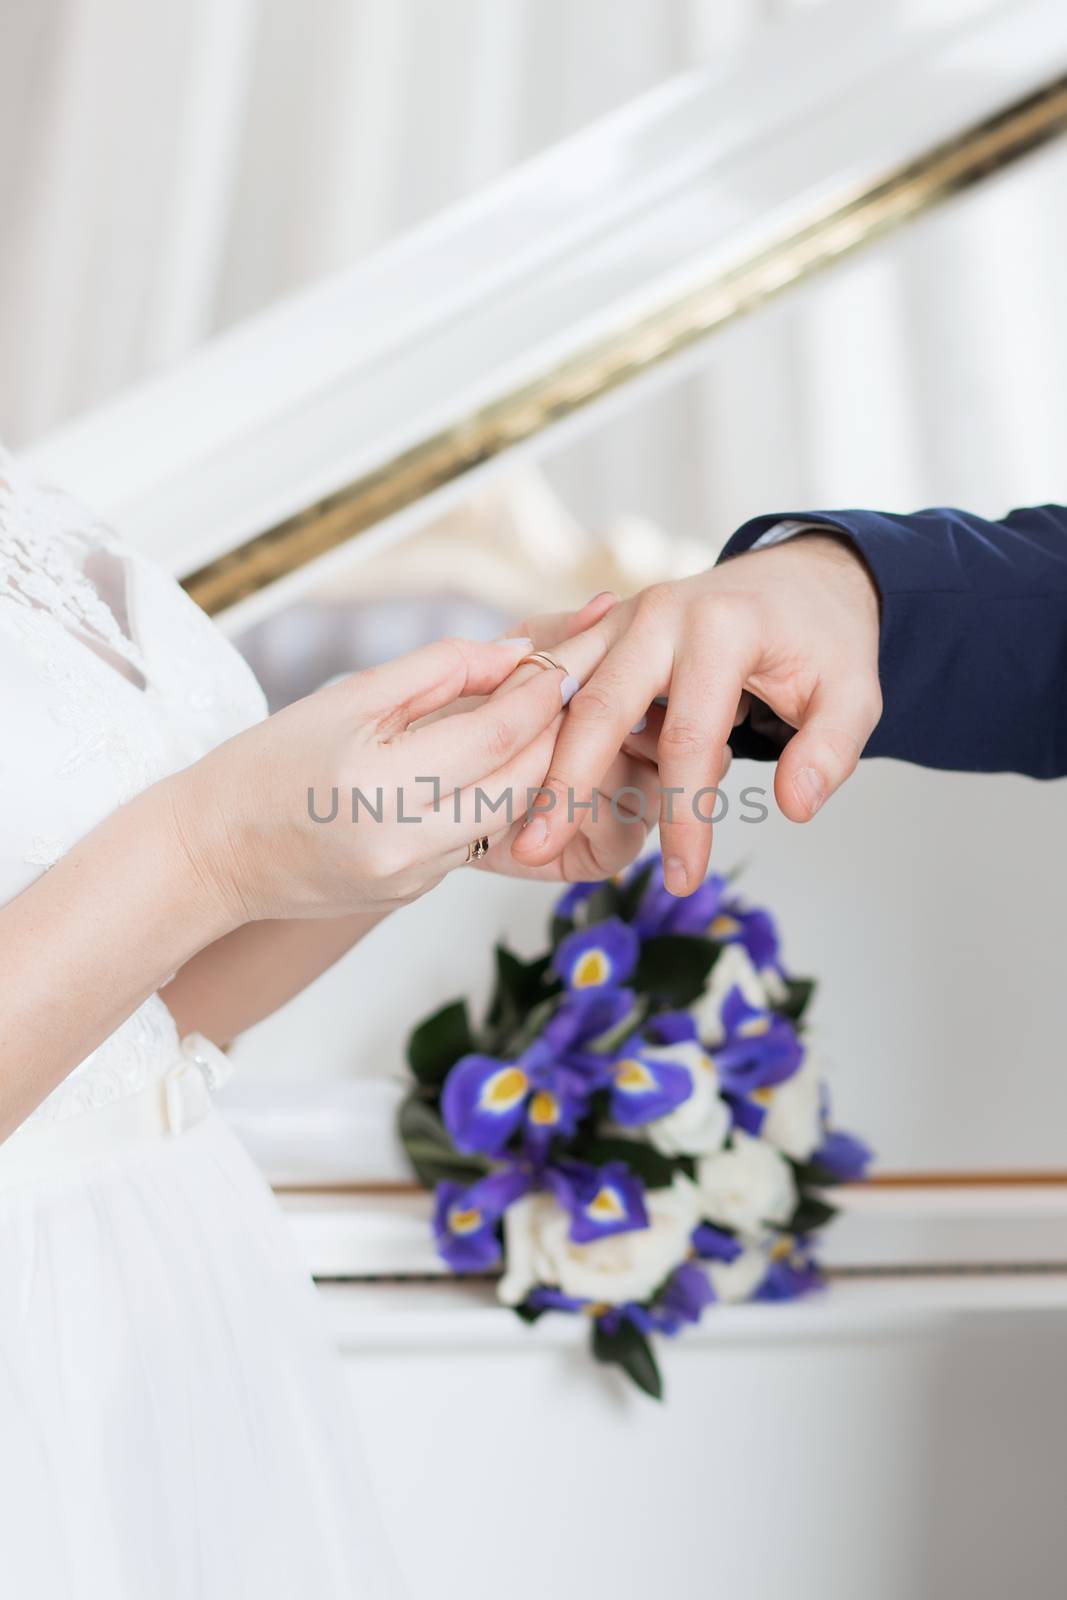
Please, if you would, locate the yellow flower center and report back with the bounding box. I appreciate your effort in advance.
[529,1091,561,1126]
[751,1086,775,1107]
[481,1066,529,1111]
[448,1206,484,1236]
[572,948,610,988]
[615,1058,653,1092]
[586,1185,626,1222]
[738,1015,771,1039]
[769,1235,794,1263]
[710,914,741,939]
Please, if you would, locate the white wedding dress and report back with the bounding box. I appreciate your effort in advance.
[0,445,402,1598]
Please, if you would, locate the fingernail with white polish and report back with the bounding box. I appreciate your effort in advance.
[664,856,688,896]
[560,674,580,706]
[630,715,647,735]
[502,635,533,651]
[794,767,826,817]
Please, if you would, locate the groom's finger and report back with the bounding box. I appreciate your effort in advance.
[511,601,672,865]
[512,591,618,653]
[773,675,881,822]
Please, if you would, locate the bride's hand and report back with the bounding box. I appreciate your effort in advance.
[166,633,598,925]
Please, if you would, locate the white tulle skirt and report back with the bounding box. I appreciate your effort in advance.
[0,1110,403,1599]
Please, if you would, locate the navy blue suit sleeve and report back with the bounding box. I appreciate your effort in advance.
[719,505,1067,779]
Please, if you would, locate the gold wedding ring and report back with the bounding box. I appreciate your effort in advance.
[516,651,564,673]
[465,836,490,863]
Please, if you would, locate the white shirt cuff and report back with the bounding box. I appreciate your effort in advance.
[749,518,834,551]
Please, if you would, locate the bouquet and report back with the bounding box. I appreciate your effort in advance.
[398,854,871,1399]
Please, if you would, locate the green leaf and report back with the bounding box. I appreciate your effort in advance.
[615,859,656,922]
[592,1319,663,1400]
[584,881,623,924]
[576,1136,678,1190]
[514,1301,548,1325]
[583,995,647,1057]
[792,1157,846,1189]
[397,1094,489,1189]
[487,945,556,1038]
[773,978,817,1024]
[506,992,564,1058]
[788,1193,838,1235]
[406,1000,476,1089]
[634,935,721,1006]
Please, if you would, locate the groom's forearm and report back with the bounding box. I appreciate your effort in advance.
[722,503,1067,779]
[162,908,393,1047]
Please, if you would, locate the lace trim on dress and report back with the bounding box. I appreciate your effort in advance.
[0,448,149,688]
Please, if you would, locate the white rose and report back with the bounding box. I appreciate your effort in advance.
[644,1041,730,1157]
[498,1175,701,1309]
[706,1246,770,1305]
[690,944,786,1045]
[759,1060,822,1162]
[697,1131,797,1239]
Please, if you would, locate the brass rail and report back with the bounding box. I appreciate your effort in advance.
[184,75,1067,616]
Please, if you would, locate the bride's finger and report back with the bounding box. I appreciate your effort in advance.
[424,722,557,855]
[357,635,535,735]
[405,662,571,793]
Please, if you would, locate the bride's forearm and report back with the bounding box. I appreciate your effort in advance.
[0,781,238,1141]
[162,909,392,1047]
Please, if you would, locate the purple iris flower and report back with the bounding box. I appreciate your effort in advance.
[525,1263,713,1338]
[554,882,598,922]
[754,1247,824,1302]
[553,917,639,991]
[433,1167,532,1273]
[814,1129,873,1182]
[644,1011,700,1046]
[525,1286,589,1315]
[712,986,804,1095]
[607,1032,696,1127]
[598,1262,714,1338]
[625,856,783,974]
[627,855,728,938]
[442,988,632,1158]
[545,1159,649,1244]
[650,1261,715,1332]
[692,1222,743,1264]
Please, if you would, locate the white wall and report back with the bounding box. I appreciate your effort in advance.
[335,1281,1067,1600]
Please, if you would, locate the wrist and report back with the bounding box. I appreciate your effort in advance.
[158,766,252,940]
[787,531,881,617]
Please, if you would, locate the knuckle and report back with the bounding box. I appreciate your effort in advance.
[437,637,470,676]
[483,714,515,764]
[567,680,618,724]
[818,725,864,771]
[694,588,752,636]
[659,717,708,761]
[635,581,679,622]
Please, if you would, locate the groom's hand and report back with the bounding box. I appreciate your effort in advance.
[511,534,882,895]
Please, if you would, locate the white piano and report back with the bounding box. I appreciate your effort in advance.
[26,2,1067,1595]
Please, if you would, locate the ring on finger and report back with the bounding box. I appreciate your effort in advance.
[516,651,564,674]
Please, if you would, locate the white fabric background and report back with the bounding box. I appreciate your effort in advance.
[2,0,1067,1170]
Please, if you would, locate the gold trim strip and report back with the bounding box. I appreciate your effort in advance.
[185,75,1067,617]
[274,1171,1067,1197]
